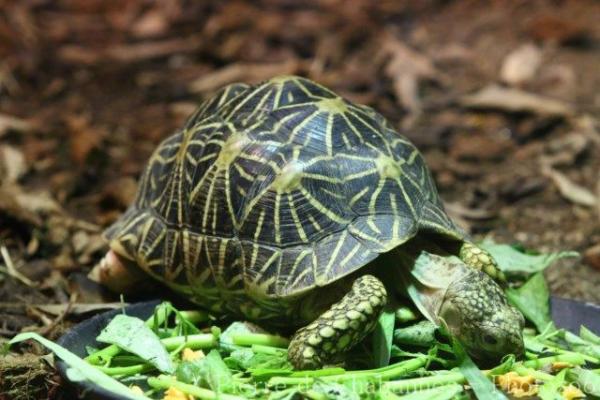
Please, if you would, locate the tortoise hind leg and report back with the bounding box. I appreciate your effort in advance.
[288,275,387,370]
[459,242,506,282]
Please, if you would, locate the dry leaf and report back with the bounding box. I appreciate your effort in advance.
[500,43,542,86]
[381,36,442,114]
[0,114,32,136]
[0,145,27,184]
[462,85,573,116]
[542,166,597,207]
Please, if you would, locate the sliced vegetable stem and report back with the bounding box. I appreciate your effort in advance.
[231,333,289,348]
[97,363,155,376]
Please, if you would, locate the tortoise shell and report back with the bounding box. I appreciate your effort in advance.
[105,76,461,307]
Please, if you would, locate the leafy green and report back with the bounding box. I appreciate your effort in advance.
[506,272,553,332]
[96,314,174,373]
[452,338,507,400]
[9,332,149,400]
[480,240,578,278]
[373,310,396,368]
[567,368,600,397]
[537,368,566,400]
[176,349,236,393]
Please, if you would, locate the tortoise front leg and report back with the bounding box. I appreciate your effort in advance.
[288,275,387,370]
[459,242,506,282]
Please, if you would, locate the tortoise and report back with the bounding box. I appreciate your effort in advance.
[99,76,525,370]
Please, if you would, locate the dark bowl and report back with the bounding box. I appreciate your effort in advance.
[55,297,600,399]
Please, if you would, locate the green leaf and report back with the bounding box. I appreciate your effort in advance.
[373,310,396,368]
[96,314,174,373]
[538,368,567,400]
[225,347,291,375]
[480,240,577,278]
[393,320,437,348]
[9,332,148,400]
[506,272,553,332]
[452,338,507,400]
[176,349,236,393]
[567,368,600,396]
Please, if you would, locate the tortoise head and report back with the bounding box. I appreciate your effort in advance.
[90,210,152,294]
[439,269,525,361]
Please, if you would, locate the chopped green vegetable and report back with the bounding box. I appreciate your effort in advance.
[506,272,553,332]
[480,240,578,278]
[96,314,174,373]
[373,310,396,368]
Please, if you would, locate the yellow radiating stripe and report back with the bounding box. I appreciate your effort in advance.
[349,110,392,154]
[390,193,401,238]
[196,153,217,163]
[340,113,364,144]
[237,184,273,227]
[349,224,380,243]
[325,112,334,156]
[233,163,254,181]
[242,88,271,124]
[201,170,219,231]
[302,152,374,169]
[272,109,304,133]
[224,167,238,229]
[340,130,351,148]
[185,152,199,166]
[299,187,349,224]
[319,186,345,200]
[285,109,318,145]
[211,198,218,233]
[273,82,284,108]
[288,251,312,289]
[143,223,166,259]
[307,214,321,231]
[368,179,386,214]
[287,193,308,242]
[349,187,369,207]
[324,230,348,276]
[394,177,416,218]
[339,243,362,269]
[274,192,281,245]
[344,168,378,181]
[238,153,281,172]
[292,78,315,98]
[225,86,267,120]
[274,101,317,111]
[189,163,216,203]
[301,173,342,184]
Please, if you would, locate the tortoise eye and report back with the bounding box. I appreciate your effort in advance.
[483,334,498,345]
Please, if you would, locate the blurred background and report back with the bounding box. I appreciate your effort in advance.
[0,0,599,396]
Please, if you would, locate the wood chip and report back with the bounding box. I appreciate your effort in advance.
[461,84,573,116]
